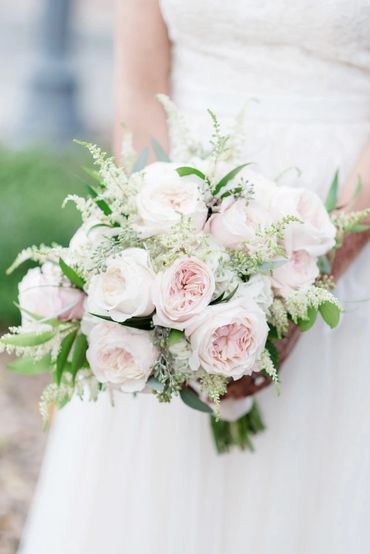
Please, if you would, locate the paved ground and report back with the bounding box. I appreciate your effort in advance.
[0,356,48,554]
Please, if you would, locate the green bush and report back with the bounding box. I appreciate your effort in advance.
[0,148,89,326]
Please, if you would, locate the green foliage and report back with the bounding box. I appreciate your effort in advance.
[319,301,341,328]
[56,329,78,384]
[213,163,250,196]
[179,387,213,414]
[59,258,86,290]
[7,353,52,375]
[176,166,206,179]
[325,170,339,212]
[0,330,55,347]
[0,148,87,325]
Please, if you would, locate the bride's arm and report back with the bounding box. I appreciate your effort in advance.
[332,139,370,279]
[227,138,370,399]
[114,0,171,158]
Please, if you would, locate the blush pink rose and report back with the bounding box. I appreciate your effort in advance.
[18,262,85,323]
[86,322,158,393]
[185,297,268,379]
[152,257,215,330]
[274,187,336,256]
[271,250,319,294]
[205,197,267,249]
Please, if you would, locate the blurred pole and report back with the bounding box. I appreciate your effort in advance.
[19,0,82,147]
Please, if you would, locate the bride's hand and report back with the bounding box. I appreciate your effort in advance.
[225,323,300,399]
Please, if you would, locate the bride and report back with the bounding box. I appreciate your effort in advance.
[20,1,370,552]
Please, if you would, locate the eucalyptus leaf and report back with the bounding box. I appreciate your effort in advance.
[0,330,55,347]
[56,330,78,384]
[71,334,89,380]
[180,387,213,414]
[257,259,287,273]
[59,258,85,290]
[266,340,280,370]
[297,306,317,332]
[176,166,206,179]
[7,354,52,375]
[325,170,339,212]
[146,376,165,392]
[132,147,149,172]
[319,301,341,329]
[151,137,171,162]
[318,256,332,274]
[213,163,249,196]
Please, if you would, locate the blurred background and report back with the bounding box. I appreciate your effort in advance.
[0,1,113,551]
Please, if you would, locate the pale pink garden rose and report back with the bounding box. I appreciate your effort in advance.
[87,248,154,323]
[185,297,268,379]
[86,322,158,393]
[271,250,319,294]
[134,162,207,238]
[18,262,85,323]
[205,197,267,249]
[152,257,215,330]
[274,187,336,256]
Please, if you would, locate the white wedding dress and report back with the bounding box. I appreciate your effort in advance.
[20,1,370,553]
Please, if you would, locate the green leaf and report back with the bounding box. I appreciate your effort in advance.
[146,376,165,392]
[180,387,213,414]
[71,333,89,380]
[167,329,185,346]
[151,138,171,162]
[210,286,239,305]
[325,170,339,212]
[349,224,370,233]
[297,306,317,332]
[213,163,249,196]
[89,312,154,331]
[7,354,52,375]
[319,301,341,329]
[266,340,280,370]
[176,166,206,180]
[59,258,85,290]
[132,147,149,172]
[56,330,78,384]
[82,166,102,183]
[318,256,332,274]
[0,330,55,347]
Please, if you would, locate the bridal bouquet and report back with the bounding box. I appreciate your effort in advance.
[2,97,369,452]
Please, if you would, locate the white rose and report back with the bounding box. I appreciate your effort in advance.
[87,248,154,322]
[69,218,118,252]
[205,197,267,249]
[186,297,268,379]
[86,322,157,393]
[271,250,319,293]
[152,257,215,330]
[134,162,207,237]
[237,274,273,313]
[274,187,336,256]
[18,262,85,324]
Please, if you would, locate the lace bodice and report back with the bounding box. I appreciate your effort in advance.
[160,0,370,117]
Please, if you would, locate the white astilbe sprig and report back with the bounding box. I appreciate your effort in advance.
[144,217,210,272]
[331,208,370,237]
[282,285,342,324]
[268,298,290,338]
[119,124,137,174]
[230,215,300,278]
[39,370,100,428]
[157,94,204,161]
[258,349,280,388]
[76,141,128,192]
[63,195,100,222]
[7,243,67,275]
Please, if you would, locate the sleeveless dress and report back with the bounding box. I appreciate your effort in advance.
[20,1,370,553]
